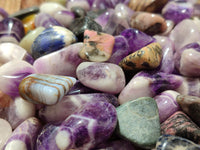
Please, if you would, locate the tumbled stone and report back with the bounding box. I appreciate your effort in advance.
[22,13,36,34]
[116,97,160,149]
[40,2,66,16]
[19,27,45,54]
[130,12,167,35]
[156,135,200,150]
[31,26,76,59]
[70,16,102,42]
[161,111,200,144]
[79,30,115,62]
[119,42,162,71]
[76,62,126,94]
[19,74,76,105]
[176,95,200,126]
[0,90,12,108]
[33,43,84,77]
[71,7,86,18]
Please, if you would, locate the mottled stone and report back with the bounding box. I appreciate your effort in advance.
[154,90,180,123]
[70,16,102,42]
[33,43,84,77]
[161,111,200,144]
[31,26,76,59]
[116,97,160,149]
[130,12,167,35]
[0,90,12,108]
[76,62,126,94]
[19,27,45,54]
[19,74,76,105]
[22,13,36,34]
[79,30,115,62]
[176,95,200,126]
[119,42,162,71]
[156,135,200,150]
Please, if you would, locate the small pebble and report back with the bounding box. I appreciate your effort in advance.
[21,13,36,34]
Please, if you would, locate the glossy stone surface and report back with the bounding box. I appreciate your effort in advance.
[40,2,66,16]
[9,6,39,18]
[0,42,34,66]
[156,135,200,150]
[161,111,200,144]
[33,43,84,77]
[31,26,76,59]
[79,30,115,62]
[119,42,162,71]
[22,13,36,34]
[39,93,119,123]
[0,91,12,108]
[70,16,102,42]
[120,28,155,54]
[117,97,160,149]
[37,101,117,150]
[0,17,25,44]
[19,27,45,54]
[176,95,200,126]
[0,60,36,98]
[154,90,180,123]
[19,74,76,105]
[4,117,42,150]
[71,7,86,18]
[130,12,167,35]
[76,62,126,94]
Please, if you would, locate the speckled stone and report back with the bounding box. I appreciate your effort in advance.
[161,111,200,144]
[155,135,200,150]
[176,95,200,126]
[116,97,160,149]
[79,30,115,62]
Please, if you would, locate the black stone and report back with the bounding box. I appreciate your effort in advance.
[70,16,102,42]
[71,7,86,18]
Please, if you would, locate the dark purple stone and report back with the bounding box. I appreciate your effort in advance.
[0,8,8,20]
[120,28,155,54]
[0,17,25,43]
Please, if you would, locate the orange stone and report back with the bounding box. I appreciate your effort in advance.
[22,14,36,34]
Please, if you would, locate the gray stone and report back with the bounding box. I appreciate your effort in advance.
[116,97,160,149]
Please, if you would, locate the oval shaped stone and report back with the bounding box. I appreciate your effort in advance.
[40,2,66,16]
[31,26,77,59]
[19,74,76,105]
[79,30,115,62]
[21,13,36,34]
[119,42,162,71]
[116,97,160,149]
[76,62,126,94]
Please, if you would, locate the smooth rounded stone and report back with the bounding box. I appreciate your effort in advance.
[4,117,42,150]
[0,17,25,44]
[70,16,102,42]
[120,28,155,54]
[169,19,200,52]
[22,13,36,34]
[39,93,119,123]
[79,30,115,62]
[53,10,75,28]
[119,42,162,71]
[161,111,200,144]
[162,1,194,24]
[0,43,34,66]
[118,71,184,104]
[31,26,76,59]
[40,2,67,16]
[0,119,12,150]
[71,7,86,18]
[66,0,90,11]
[160,20,175,36]
[154,90,180,123]
[174,42,200,77]
[130,12,167,36]
[176,95,200,126]
[0,60,36,98]
[33,43,84,77]
[4,97,36,129]
[154,35,175,73]
[107,35,129,64]
[19,74,76,105]
[19,27,45,54]
[9,6,39,19]
[0,91,12,109]
[76,62,126,94]
[37,101,117,150]
[116,97,160,149]
[34,13,63,28]
[156,135,200,150]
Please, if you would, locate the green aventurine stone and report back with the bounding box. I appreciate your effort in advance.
[116,97,160,149]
